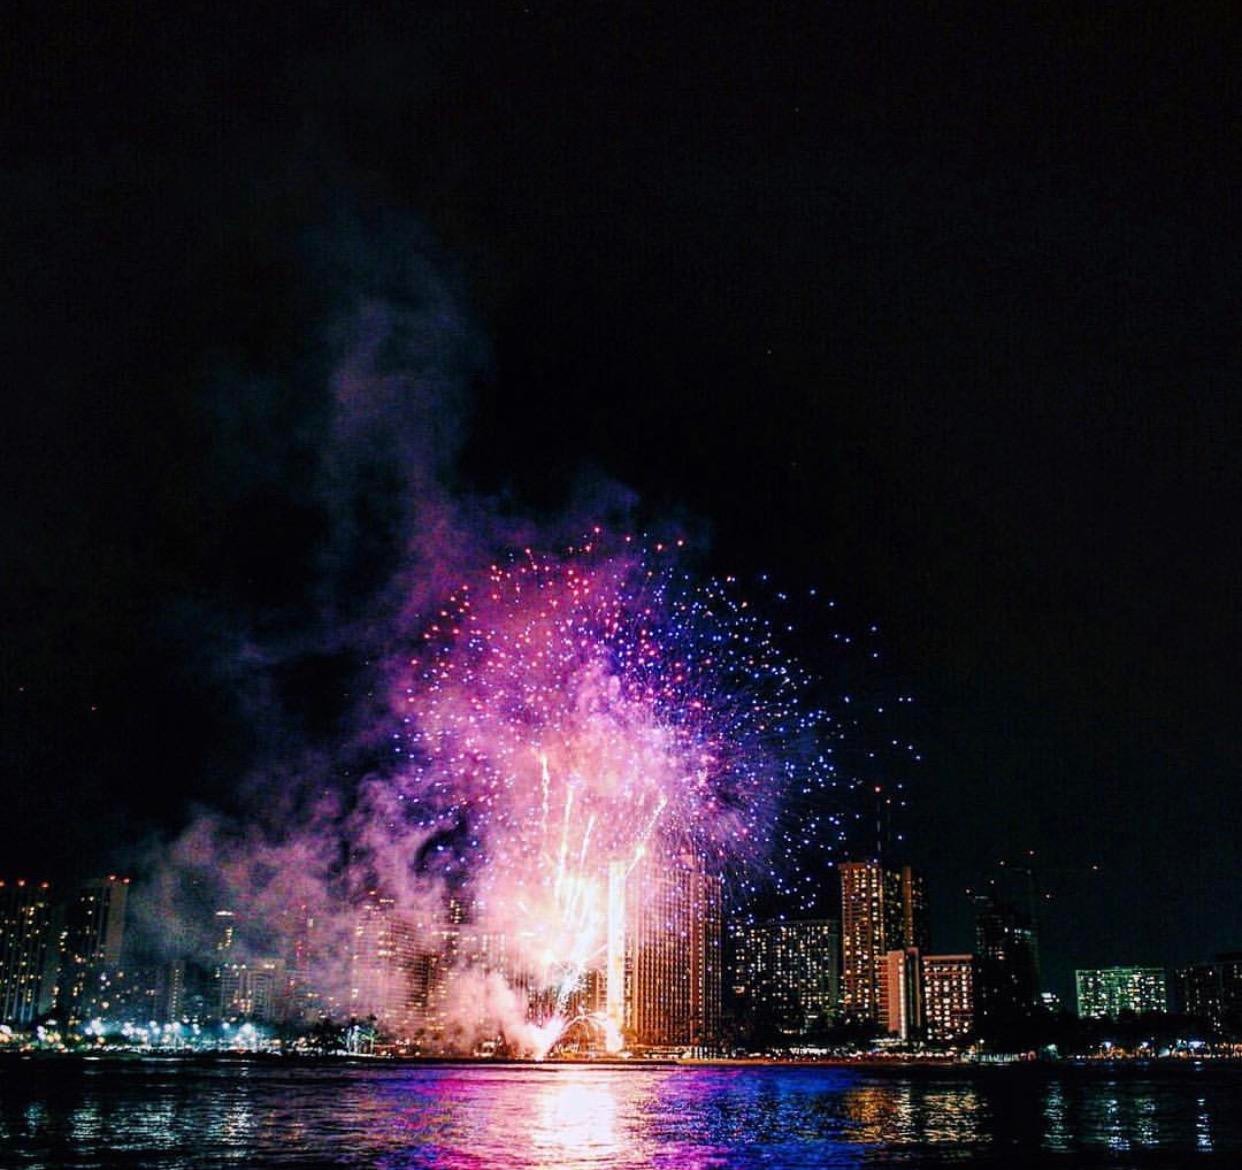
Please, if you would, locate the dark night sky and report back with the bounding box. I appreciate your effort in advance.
[3,4,1238,1000]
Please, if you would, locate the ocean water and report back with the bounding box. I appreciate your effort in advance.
[1,1058,1239,1168]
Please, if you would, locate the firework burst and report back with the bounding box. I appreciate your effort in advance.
[382,531,877,1052]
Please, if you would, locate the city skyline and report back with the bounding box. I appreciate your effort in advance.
[6,834,1227,1024]
[6,854,1235,1059]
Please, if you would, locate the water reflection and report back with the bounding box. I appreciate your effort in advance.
[842,1080,903,1141]
[1197,1094,1213,1153]
[1042,1079,1069,1152]
[919,1087,984,1144]
[23,1100,49,1134]
[1099,1092,1130,1153]
[840,1078,985,1146]
[219,1098,257,1145]
[1134,1089,1158,1148]
[69,1100,102,1144]
[0,1061,1238,1168]
[531,1076,621,1163]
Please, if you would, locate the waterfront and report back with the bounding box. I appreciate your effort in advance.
[1,1060,1240,1168]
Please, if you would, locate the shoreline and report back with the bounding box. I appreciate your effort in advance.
[3,1050,1240,1072]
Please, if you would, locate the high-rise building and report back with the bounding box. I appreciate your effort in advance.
[213,910,236,960]
[972,886,1040,1040]
[108,964,164,1026]
[900,867,929,953]
[1075,967,1168,1018]
[349,891,420,1037]
[881,948,923,1040]
[1174,956,1242,1034]
[1217,954,1242,1036]
[57,876,130,1029]
[278,905,321,1024]
[840,862,888,1021]
[164,959,187,1022]
[607,851,722,1052]
[691,864,723,1052]
[221,957,287,1021]
[0,879,57,1027]
[922,954,975,1044]
[839,861,925,1025]
[211,908,238,1019]
[729,918,840,1036]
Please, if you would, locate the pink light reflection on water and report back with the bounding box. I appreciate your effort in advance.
[377,1065,745,1170]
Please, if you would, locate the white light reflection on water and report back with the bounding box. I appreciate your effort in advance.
[218,1097,257,1146]
[530,1076,622,1163]
[1197,1095,1214,1153]
[69,1100,102,1145]
[1108,1108,1131,1152]
[1042,1079,1069,1152]
[1134,1089,1159,1148]
[23,1100,49,1136]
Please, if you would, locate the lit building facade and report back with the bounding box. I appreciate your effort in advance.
[1221,954,1242,1018]
[882,948,923,1040]
[1176,954,1242,1035]
[57,876,130,1029]
[840,862,887,1021]
[349,892,421,1036]
[607,852,722,1052]
[900,867,929,952]
[1075,966,1168,1019]
[1175,962,1221,1026]
[729,918,840,1035]
[0,879,57,1026]
[922,954,974,1044]
[1220,954,1242,1036]
[839,861,925,1026]
[220,957,287,1021]
[164,959,187,1022]
[278,905,321,1024]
